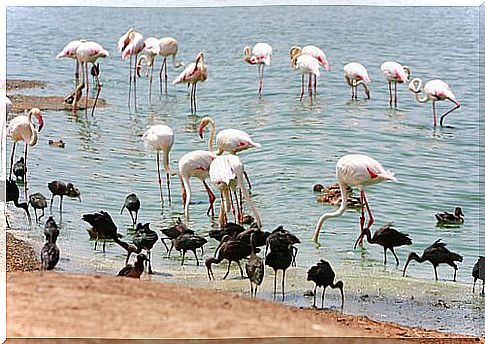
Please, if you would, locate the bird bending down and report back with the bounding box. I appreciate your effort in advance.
[7,108,44,200]
[209,155,262,228]
[472,256,484,294]
[142,125,175,206]
[381,61,410,107]
[363,222,412,265]
[344,62,371,100]
[408,78,461,127]
[173,52,207,114]
[29,192,47,222]
[159,37,185,94]
[6,179,31,227]
[48,181,81,214]
[290,45,329,97]
[290,50,321,101]
[244,43,272,96]
[246,232,265,298]
[132,222,159,274]
[136,37,161,103]
[171,233,207,266]
[56,39,86,88]
[120,193,141,226]
[307,259,344,309]
[312,154,397,248]
[403,239,463,281]
[160,218,195,254]
[435,207,464,226]
[178,150,217,221]
[118,253,148,278]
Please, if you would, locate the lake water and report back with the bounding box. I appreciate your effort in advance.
[5,5,483,336]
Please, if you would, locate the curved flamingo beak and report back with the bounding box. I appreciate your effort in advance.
[198,124,205,139]
[323,61,330,71]
[36,113,44,132]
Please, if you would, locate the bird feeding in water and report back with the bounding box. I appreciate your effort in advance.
[344,62,371,100]
[48,181,81,214]
[290,49,321,101]
[312,154,397,248]
[363,222,412,266]
[381,61,410,107]
[6,179,31,227]
[120,193,141,226]
[307,259,344,309]
[290,45,329,98]
[244,42,272,96]
[29,192,48,222]
[158,37,185,94]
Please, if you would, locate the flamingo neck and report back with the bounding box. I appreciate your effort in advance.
[207,118,216,152]
[238,173,262,228]
[181,176,191,219]
[27,110,38,146]
[172,55,184,69]
[162,148,175,176]
[409,78,429,103]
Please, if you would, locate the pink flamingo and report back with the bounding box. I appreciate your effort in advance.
[159,37,185,94]
[70,41,109,116]
[178,150,217,221]
[344,62,371,100]
[142,125,175,205]
[7,108,44,200]
[290,45,329,95]
[408,78,461,127]
[118,28,145,109]
[312,154,397,248]
[209,155,262,228]
[136,37,160,103]
[244,43,272,96]
[290,51,320,101]
[173,52,207,114]
[381,61,410,107]
[56,39,86,88]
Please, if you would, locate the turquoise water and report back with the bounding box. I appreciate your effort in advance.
[6,6,483,336]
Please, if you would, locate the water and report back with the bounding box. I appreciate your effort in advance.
[6,5,483,336]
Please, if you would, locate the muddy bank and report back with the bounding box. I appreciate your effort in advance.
[6,232,39,272]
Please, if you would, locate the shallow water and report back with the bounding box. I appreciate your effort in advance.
[6,5,483,336]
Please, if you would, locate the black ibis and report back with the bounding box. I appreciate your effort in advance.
[13,157,25,183]
[48,181,81,213]
[209,222,246,242]
[160,218,194,254]
[118,253,147,278]
[6,179,31,226]
[133,222,158,274]
[41,216,60,271]
[266,226,300,267]
[82,211,119,252]
[363,222,412,265]
[403,239,463,281]
[236,226,270,248]
[307,259,344,309]
[120,193,140,226]
[265,242,293,301]
[245,233,264,298]
[44,216,60,243]
[29,192,47,222]
[472,256,484,294]
[172,233,207,266]
[435,207,464,225]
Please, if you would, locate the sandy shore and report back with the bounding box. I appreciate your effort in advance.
[5,234,482,341]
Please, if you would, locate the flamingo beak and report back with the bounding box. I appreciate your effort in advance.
[323,61,330,71]
[198,125,205,139]
[36,113,45,132]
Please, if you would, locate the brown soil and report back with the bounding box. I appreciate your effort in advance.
[6,232,39,272]
[6,79,47,92]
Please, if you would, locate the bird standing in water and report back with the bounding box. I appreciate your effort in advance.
[48,181,81,214]
[245,233,264,298]
[120,193,141,226]
[6,179,31,227]
[41,217,60,271]
[344,62,371,100]
[381,61,410,107]
[118,253,148,278]
[307,259,344,309]
[173,52,207,114]
[244,42,272,96]
[171,233,207,266]
[132,222,158,274]
[363,223,412,266]
[472,257,484,294]
[29,192,47,222]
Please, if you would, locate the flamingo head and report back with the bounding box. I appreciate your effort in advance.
[198,116,211,138]
[243,46,252,63]
[403,66,411,82]
[195,52,205,67]
[289,46,301,60]
[321,59,330,71]
[30,108,44,132]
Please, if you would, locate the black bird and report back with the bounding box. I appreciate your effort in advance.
[91,63,100,82]
[363,223,412,266]
[160,218,194,254]
[265,242,293,301]
[307,259,344,309]
[209,222,246,242]
[29,192,47,222]
[13,157,25,183]
[235,225,271,248]
[172,233,207,266]
[6,179,31,227]
[41,217,60,271]
[266,226,300,267]
[245,233,264,298]
[117,253,147,278]
[44,216,60,243]
[435,207,465,226]
[48,181,81,213]
[403,239,463,281]
[206,235,257,280]
[82,211,119,252]
[132,222,158,274]
[472,256,485,294]
[120,193,140,226]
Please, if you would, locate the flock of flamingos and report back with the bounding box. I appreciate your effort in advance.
[5,27,485,305]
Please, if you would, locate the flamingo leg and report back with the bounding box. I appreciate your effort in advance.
[439,99,461,127]
[259,64,265,96]
[300,75,304,100]
[193,82,198,114]
[229,190,237,223]
[308,74,313,101]
[354,190,366,249]
[84,62,89,115]
[394,82,398,107]
[149,63,154,104]
[190,84,194,114]
[257,64,262,96]
[23,144,28,201]
[75,60,79,85]
[134,54,138,111]
[164,58,168,94]
[128,55,132,108]
[166,171,172,205]
[91,63,102,117]
[203,180,216,216]
[156,151,164,205]
[355,82,358,99]
[314,74,317,96]
[362,191,374,230]
[159,58,165,95]
[388,82,392,106]
[9,141,16,180]
[351,82,355,100]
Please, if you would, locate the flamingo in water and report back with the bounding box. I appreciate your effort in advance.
[290,50,321,101]
[142,125,175,206]
[56,39,85,89]
[290,45,329,96]
[408,78,461,127]
[178,150,217,221]
[7,108,44,200]
[344,62,371,100]
[173,52,207,114]
[136,37,161,104]
[159,37,185,94]
[209,155,262,228]
[312,154,397,248]
[243,43,272,96]
[381,61,410,107]
[118,28,145,109]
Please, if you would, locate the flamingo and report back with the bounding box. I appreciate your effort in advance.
[243,43,272,96]
[173,52,207,114]
[290,51,321,101]
[7,108,44,200]
[118,28,145,109]
[290,45,329,95]
[69,41,109,116]
[56,39,85,87]
[178,150,217,221]
[381,61,410,107]
[209,155,262,228]
[408,78,461,127]
[142,125,175,206]
[344,62,371,100]
[312,154,397,248]
[159,37,185,94]
[136,37,160,103]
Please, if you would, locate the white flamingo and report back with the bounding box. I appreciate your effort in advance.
[173,52,207,114]
[209,155,262,228]
[136,37,160,103]
[290,51,321,101]
[312,154,397,248]
[381,61,410,107]
[7,108,44,200]
[178,150,217,220]
[344,62,371,100]
[244,43,272,96]
[142,125,175,205]
[290,45,329,95]
[118,28,145,109]
[408,78,461,127]
[159,37,185,94]
[56,39,86,87]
